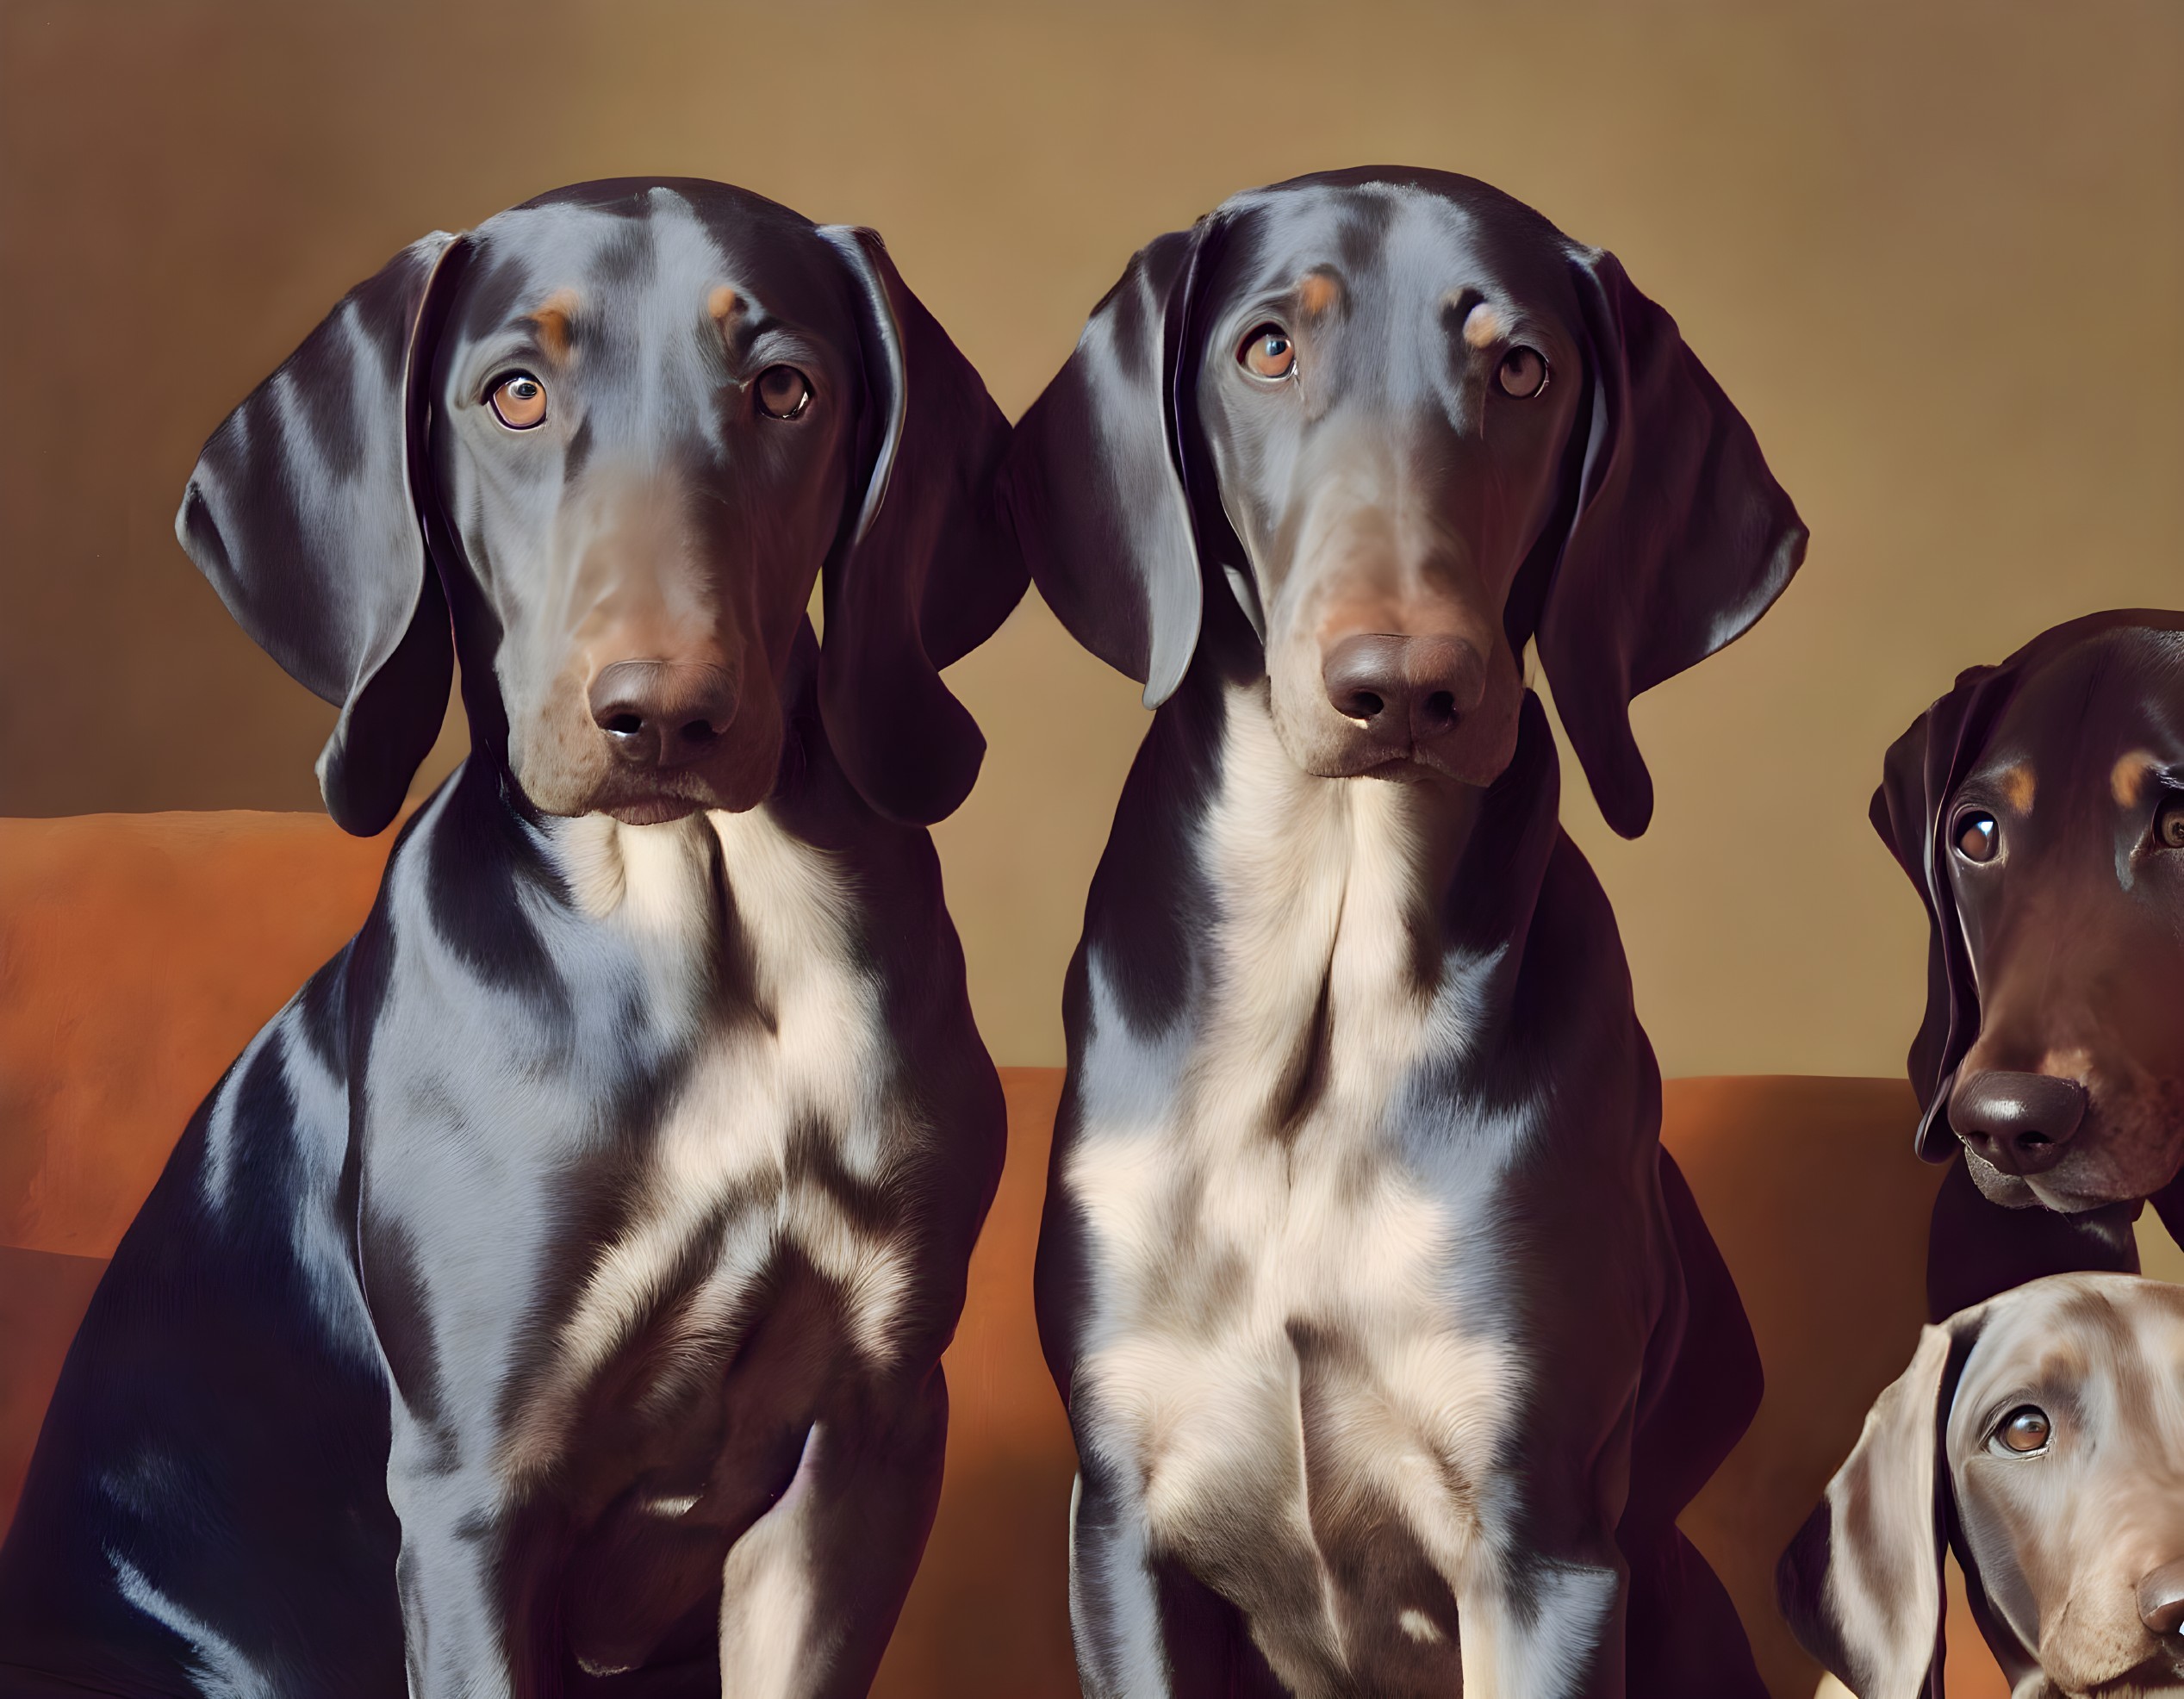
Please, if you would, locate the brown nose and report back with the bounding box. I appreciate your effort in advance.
[1949,1070,2088,1176]
[1322,635,1486,744]
[588,661,736,770]
[2138,1559,2184,1640]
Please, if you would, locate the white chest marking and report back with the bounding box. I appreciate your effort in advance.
[503,809,914,1483]
[1069,689,1524,1677]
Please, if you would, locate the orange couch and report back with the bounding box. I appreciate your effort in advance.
[0,812,2006,1698]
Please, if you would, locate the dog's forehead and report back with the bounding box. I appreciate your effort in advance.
[1976,630,2184,781]
[456,187,856,345]
[1952,1277,2184,1441]
[1213,177,1580,318]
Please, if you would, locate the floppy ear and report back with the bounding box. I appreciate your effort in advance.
[1535,248,1809,839]
[1777,1319,1976,1699]
[1000,222,1216,708]
[175,233,469,837]
[1871,665,2012,1161]
[815,226,1025,825]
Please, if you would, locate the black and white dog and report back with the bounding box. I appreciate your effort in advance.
[1005,168,1807,1696]
[0,179,1022,1697]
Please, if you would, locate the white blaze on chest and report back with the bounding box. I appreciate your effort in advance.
[504,810,913,1482]
[1068,689,1521,1633]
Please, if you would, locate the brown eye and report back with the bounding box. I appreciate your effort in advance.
[488,372,547,430]
[2156,793,2184,850]
[1995,1405,2051,1453]
[1496,346,1548,399]
[756,365,812,420]
[1240,324,1295,381]
[1955,810,2000,863]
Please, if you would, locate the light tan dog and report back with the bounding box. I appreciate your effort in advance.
[1780,1273,2184,1698]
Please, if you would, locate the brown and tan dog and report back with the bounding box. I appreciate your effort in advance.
[1780,1272,2184,1699]
[1872,613,2184,1319]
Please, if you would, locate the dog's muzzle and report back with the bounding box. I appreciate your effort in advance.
[1948,1069,2088,1177]
[589,661,737,772]
[1321,633,1486,746]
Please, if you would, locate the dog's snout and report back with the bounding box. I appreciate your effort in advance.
[588,661,737,771]
[1322,634,1486,743]
[1949,1070,2089,1175]
[2138,1559,2184,1641]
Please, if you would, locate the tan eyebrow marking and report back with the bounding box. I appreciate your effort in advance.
[2113,750,2158,806]
[707,285,742,325]
[2000,763,2036,814]
[1460,302,1503,349]
[1296,272,1340,316]
[528,289,580,359]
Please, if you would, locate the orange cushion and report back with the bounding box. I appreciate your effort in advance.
[871,1068,1076,1697]
[0,812,392,1258]
[0,812,2005,1697]
[1671,1076,2001,1699]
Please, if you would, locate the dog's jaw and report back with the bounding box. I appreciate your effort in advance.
[502,667,789,825]
[1961,1143,2056,1210]
[1262,617,1528,787]
[1958,1080,2184,1214]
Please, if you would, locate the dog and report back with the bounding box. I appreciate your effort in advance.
[0,179,1023,1697]
[1003,167,1808,1697]
[1780,1272,2184,1699]
[1870,612,2184,1322]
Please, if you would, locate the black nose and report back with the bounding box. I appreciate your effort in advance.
[588,662,737,770]
[2139,1559,2184,1640]
[1949,1070,2088,1176]
[1322,634,1487,743]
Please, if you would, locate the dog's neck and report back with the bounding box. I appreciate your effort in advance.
[533,807,891,1166]
[1194,673,1547,957]
[1121,678,1556,1130]
[1204,679,1477,955]
[549,803,848,965]
[414,752,861,1053]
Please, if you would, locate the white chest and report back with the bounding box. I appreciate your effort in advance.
[1066,694,1521,1603]
[504,809,918,1478]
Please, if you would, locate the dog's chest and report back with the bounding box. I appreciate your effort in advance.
[1068,705,1519,1584]
[504,811,919,1472]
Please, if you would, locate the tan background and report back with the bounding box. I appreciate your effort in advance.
[2,0,2178,1071]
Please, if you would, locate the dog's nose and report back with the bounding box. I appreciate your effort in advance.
[1949,1070,2088,1175]
[588,662,736,770]
[1322,635,1486,744]
[2138,1559,2184,1640]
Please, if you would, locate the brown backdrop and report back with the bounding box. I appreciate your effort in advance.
[3,0,2179,1070]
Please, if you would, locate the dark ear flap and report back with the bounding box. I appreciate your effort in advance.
[1000,223,1216,708]
[1777,1319,1976,1699]
[814,226,1025,826]
[175,233,469,837]
[1535,248,1809,839]
[1871,666,2010,1161]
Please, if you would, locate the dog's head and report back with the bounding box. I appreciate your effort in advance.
[177,179,1022,834]
[1002,167,1806,833]
[1873,613,2184,1209]
[1780,1273,2184,1699]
